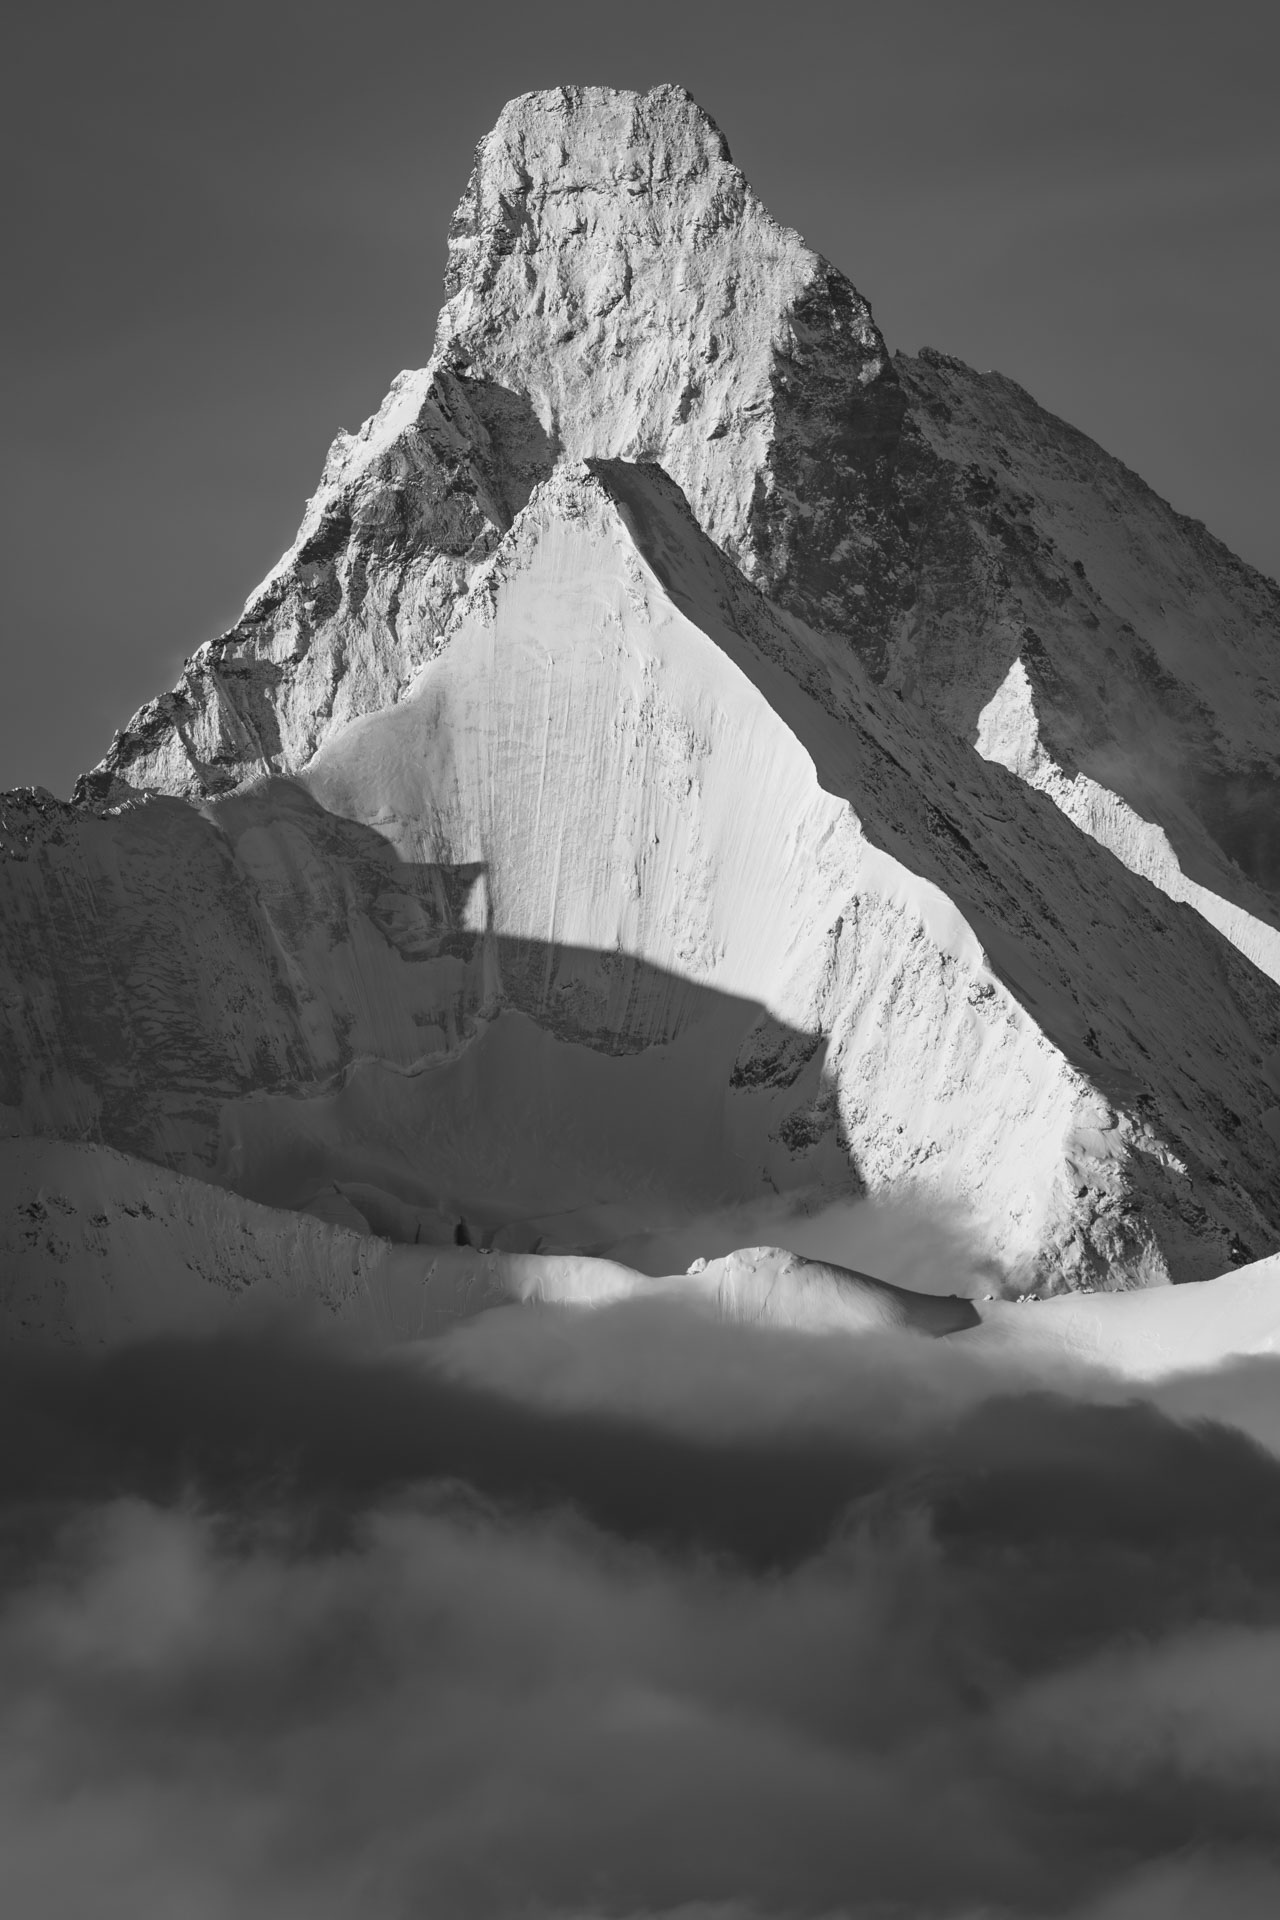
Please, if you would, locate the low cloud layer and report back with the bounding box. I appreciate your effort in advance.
[3,1303,1280,1917]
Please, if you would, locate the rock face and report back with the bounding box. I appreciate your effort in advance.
[897,350,1280,984]
[6,84,1280,1332]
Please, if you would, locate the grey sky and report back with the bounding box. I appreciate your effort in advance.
[4,0,1277,794]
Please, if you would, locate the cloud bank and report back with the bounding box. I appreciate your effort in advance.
[3,1301,1280,1917]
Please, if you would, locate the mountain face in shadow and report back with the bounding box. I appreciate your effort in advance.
[0,773,855,1256]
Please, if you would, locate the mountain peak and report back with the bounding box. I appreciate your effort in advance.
[435,82,900,613]
[82,83,900,804]
[9,83,1280,1320]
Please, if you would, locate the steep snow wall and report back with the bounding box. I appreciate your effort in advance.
[0,775,837,1258]
[263,463,1280,1286]
[7,457,1280,1289]
[299,461,1088,1282]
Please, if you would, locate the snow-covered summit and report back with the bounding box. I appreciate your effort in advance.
[6,85,1280,1329]
[82,87,1280,1014]
[80,83,900,805]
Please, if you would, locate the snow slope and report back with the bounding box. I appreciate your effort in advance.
[294,459,1280,1285]
[0,1136,508,1346]
[5,454,1280,1299]
[0,1137,978,1347]
[10,1126,1278,1386]
[968,1254,1280,1383]
[976,656,1280,983]
[897,349,1280,980]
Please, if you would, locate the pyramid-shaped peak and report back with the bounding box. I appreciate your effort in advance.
[86,83,904,807]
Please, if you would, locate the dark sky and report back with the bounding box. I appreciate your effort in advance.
[5,0,1277,796]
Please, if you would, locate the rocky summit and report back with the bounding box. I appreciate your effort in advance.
[5,84,1280,1341]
